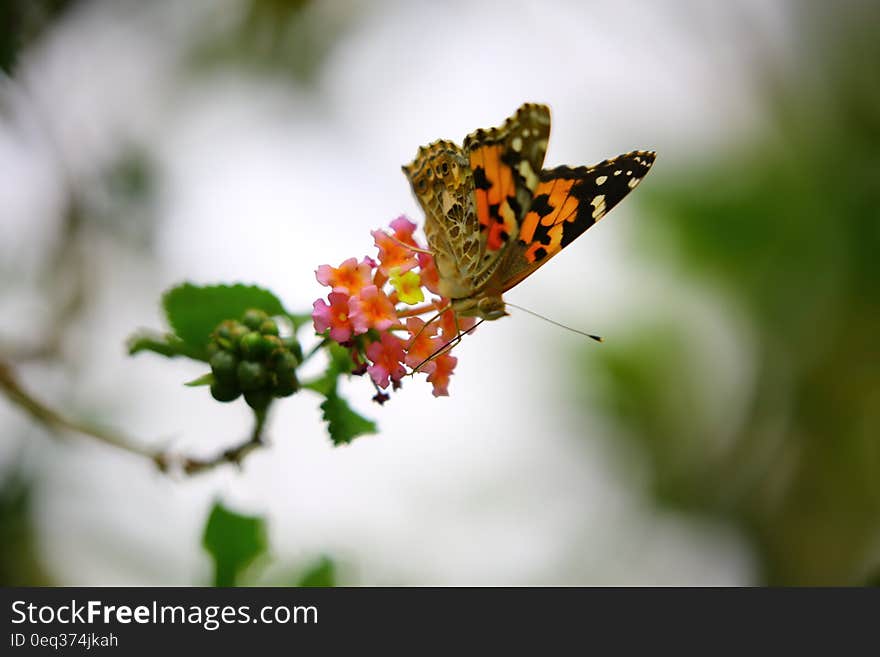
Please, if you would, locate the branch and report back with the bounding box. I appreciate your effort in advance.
[0,359,269,476]
[178,407,269,475]
[0,359,156,459]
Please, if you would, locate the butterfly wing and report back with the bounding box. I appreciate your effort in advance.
[402,140,478,300]
[404,105,654,311]
[403,103,552,300]
[460,103,551,290]
[497,150,656,292]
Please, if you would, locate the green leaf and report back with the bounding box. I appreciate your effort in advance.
[184,373,214,387]
[295,556,336,587]
[163,283,286,355]
[320,390,376,446]
[303,342,354,396]
[126,330,206,360]
[303,342,376,445]
[286,312,313,332]
[327,341,355,373]
[202,500,268,587]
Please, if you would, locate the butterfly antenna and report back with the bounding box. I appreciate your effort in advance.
[411,318,485,374]
[506,302,604,342]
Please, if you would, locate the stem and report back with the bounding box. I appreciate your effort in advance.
[0,359,269,476]
[300,337,330,366]
[179,406,270,475]
[285,312,313,332]
[0,359,156,460]
[397,302,441,318]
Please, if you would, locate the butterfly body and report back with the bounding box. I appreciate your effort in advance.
[403,103,655,320]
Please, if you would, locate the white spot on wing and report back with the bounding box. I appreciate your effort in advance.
[628,177,641,189]
[518,160,538,191]
[511,137,522,151]
[591,194,606,220]
[441,189,456,213]
[596,175,607,186]
[500,200,516,225]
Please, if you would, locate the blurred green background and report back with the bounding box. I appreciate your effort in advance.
[1,0,878,585]
[579,8,880,584]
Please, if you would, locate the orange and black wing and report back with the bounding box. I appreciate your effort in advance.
[499,150,656,291]
[463,103,551,262]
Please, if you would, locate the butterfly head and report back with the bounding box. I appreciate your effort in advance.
[452,294,508,321]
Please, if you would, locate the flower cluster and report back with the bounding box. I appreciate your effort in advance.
[313,216,474,400]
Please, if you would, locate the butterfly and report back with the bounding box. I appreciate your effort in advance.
[402,103,655,321]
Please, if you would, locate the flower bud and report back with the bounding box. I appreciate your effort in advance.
[281,336,303,363]
[214,320,249,351]
[273,350,298,375]
[237,360,268,391]
[210,350,238,384]
[275,377,299,398]
[244,389,272,410]
[262,335,283,354]
[239,331,267,361]
[272,374,298,398]
[242,309,269,331]
[210,381,241,402]
[259,319,279,336]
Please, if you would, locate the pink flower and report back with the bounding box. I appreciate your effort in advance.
[349,285,397,334]
[426,352,457,397]
[315,257,373,295]
[389,215,419,243]
[366,332,406,389]
[312,292,354,343]
[313,215,474,399]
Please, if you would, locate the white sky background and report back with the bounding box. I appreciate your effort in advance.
[0,0,796,584]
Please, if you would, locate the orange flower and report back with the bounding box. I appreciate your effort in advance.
[436,304,476,339]
[403,317,443,370]
[372,216,420,276]
[349,285,397,334]
[426,352,457,397]
[315,257,373,295]
[313,215,472,400]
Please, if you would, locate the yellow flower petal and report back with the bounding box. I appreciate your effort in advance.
[389,268,424,305]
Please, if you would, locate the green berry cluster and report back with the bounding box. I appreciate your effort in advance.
[207,309,301,410]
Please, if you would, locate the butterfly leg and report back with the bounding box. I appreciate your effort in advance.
[406,304,450,376]
[411,314,484,374]
[408,304,450,346]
